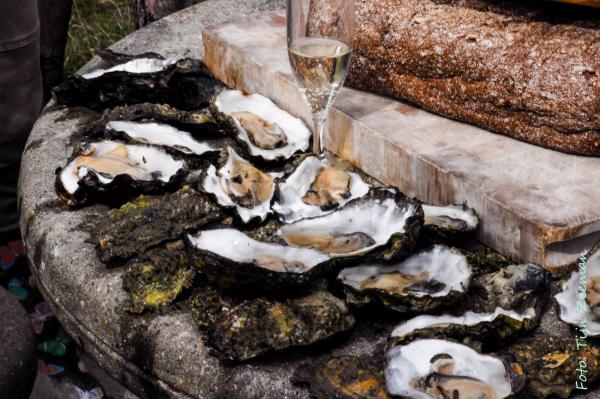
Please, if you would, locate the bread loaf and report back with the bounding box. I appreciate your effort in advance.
[309,0,600,155]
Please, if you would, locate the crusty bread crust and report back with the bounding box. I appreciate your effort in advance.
[309,0,600,155]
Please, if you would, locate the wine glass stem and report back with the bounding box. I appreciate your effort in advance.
[312,112,327,156]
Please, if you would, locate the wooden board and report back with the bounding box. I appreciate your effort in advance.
[202,11,600,275]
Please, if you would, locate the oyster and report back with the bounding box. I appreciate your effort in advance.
[555,242,600,336]
[187,228,330,290]
[94,187,222,265]
[292,355,390,399]
[55,50,224,111]
[56,141,187,206]
[211,89,311,162]
[191,285,240,329]
[469,263,550,314]
[277,188,423,262]
[388,307,538,347]
[122,249,195,314]
[338,245,472,313]
[423,204,479,234]
[204,290,355,362]
[506,336,600,398]
[386,339,524,398]
[273,155,370,223]
[202,147,277,223]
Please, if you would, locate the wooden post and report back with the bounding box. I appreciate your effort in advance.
[38,0,73,103]
[132,0,200,29]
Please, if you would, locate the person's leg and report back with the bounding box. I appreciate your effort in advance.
[0,39,43,235]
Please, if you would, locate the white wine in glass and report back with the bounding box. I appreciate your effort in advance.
[287,0,355,156]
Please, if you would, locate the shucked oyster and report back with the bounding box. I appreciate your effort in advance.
[94,187,222,265]
[205,290,355,362]
[505,336,600,398]
[202,147,277,223]
[277,188,423,262]
[292,354,390,399]
[56,140,187,206]
[187,228,331,290]
[386,339,524,398]
[338,245,472,313]
[273,155,370,223]
[211,89,311,162]
[423,204,479,234]
[388,307,538,348]
[54,50,224,111]
[555,241,600,336]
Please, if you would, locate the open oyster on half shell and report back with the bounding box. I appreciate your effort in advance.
[272,154,370,223]
[211,89,311,162]
[385,338,525,398]
[337,245,472,313]
[187,228,331,290]
[56,141,188,206]
[201,147,277,223]
[54,50,223,111]
[277,188,423,263]
[555,241,600,336]
[204,290,355,362]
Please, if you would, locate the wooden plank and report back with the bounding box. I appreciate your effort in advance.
[202,10,600,275]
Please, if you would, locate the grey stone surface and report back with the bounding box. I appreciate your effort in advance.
[0,287,37,399]
[17,0,599,398]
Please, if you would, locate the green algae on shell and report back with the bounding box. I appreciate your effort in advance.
[292,354,391,399]
[94,187,223,266]
[205,290,355,362]
[122,249,195,314]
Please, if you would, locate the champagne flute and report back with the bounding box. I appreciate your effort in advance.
[287,0,355,156]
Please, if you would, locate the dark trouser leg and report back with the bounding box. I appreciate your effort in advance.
[0,39,42,234]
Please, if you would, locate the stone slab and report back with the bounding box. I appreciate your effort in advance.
[202,11,600,274]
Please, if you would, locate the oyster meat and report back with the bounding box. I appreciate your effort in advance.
[423,204,479,234]
[211,89,311,162]
[202,147,276,223]
[386,339,523,398]
[277,188,423,262]
[54,50,223,110]
[337,245,472,312]
[57,141,187,206]
[506,336,600,398]
[122,249,195,314]
[389,307,537,347]
[205,290,355,362]
[555,242,600,336]
[94,187,222,265]
[273,155,370,223]
[292,355,390,399]
[187,228,331,290]
[104,120,220,157]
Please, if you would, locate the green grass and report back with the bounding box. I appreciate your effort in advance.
[64,0,135,75]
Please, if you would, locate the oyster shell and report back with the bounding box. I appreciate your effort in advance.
[211,89,311,162]
[469,263,550,314]
[277,188,423,262]
[54,50,224,111]
[122,249,195,314]
[204,290,355,362]
[423,204,479,233]
[505,336,600,398]
[202,147,277,223]
[555,241,600,336]
[94,187,222,265]
[273,155,370,223]
[292,355,390,399]
[386,339,524,398]
[56,140,188,206]
[187,228,330,290]
[388,307,538,347]
[338,245,472,313]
